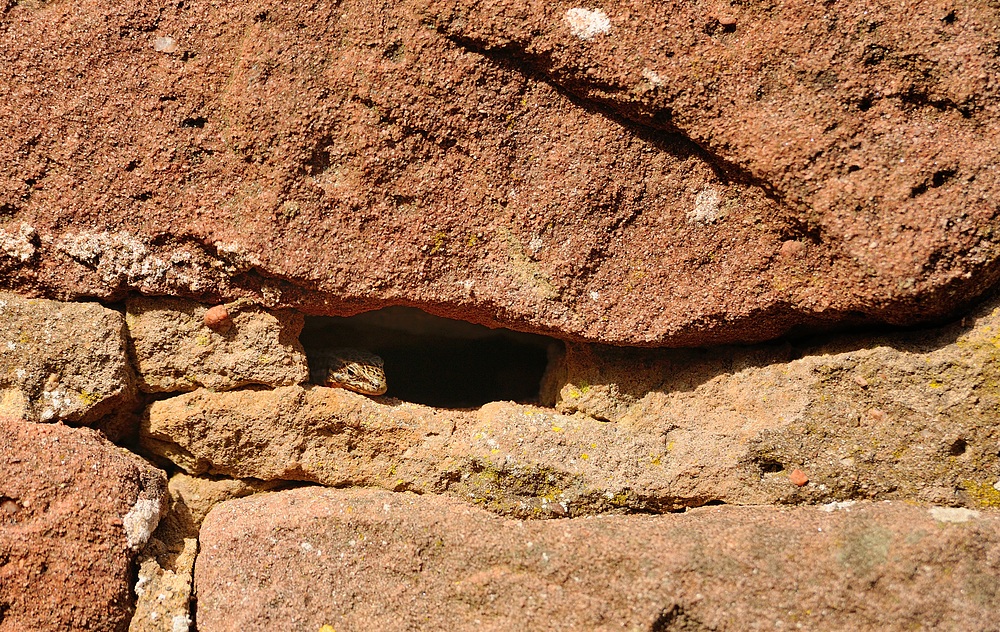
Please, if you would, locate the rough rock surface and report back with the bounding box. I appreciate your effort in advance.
[126,296,308,392]
[2,1,999,345]
[0,292,136,424]
[129,474,288,632]
[130,543,196,632]
[195,487,1000,631]
[0,417,167,632]
[142,292,1000,514]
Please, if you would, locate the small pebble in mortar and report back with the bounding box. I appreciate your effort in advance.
[204,305,232,332]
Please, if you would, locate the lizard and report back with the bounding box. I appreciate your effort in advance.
[309,347,387,396]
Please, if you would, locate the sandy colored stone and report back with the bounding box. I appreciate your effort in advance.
[0,291,137,424]
[167,472,290,529]
[129,541,196,632]
[141,294,1000,514]
[544,290,1000,508]
[126,296,308,393]
[0,417,167,632]
[140,281,1000,515]
[0,1,998,346]
[128,473,286,632]
[194,487,1000,631]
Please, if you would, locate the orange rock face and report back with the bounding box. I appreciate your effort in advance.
[195,487,1000,631]
[1,1,998,345]
[0,418,166,631]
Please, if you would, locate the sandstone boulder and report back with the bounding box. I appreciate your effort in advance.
[194,487,1000,631]
[1,1,998,345]
[125,296,308,393]
[0,417,167,631]
[0,292,137,424]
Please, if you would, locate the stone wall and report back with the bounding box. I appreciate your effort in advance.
[3,0,1000,629]
[2,289,998,630]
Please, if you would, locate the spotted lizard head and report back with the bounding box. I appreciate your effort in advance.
[319,348,387,396]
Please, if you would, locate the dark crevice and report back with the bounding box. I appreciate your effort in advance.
[651,604,712,632]
[948,438,967,456]
[911,168,957,197]
[899,91,974,118]
[180,116,207,128]
[303,136,333,175]
[758,461,785,474]
[301,307,557,408]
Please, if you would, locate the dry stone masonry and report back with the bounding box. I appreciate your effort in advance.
[3,0,1000,629]
[2,288,999,630]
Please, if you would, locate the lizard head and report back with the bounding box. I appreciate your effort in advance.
[323,348,387,396]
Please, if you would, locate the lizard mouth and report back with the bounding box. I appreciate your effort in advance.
[326,379,388,397]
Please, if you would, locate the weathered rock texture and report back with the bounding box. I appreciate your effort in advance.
[195,487,1000,631]
[0,292,136,424]
[126,296,308,392]
[2,1,999,345]
[0,417,167,632]
[141,291,1000,514]
[129,474,288,632]
[130,543,196,632]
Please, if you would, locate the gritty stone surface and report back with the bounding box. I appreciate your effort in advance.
[141,280,1000,518]
[126,296,308,393]
[129,541,196,632]
[0,417,167,632]
[0,223,36,265]
[543,290,1000,509]
[194,487,1000,632]
[128,474,286,632]
[1,0,998,345]
[0,291,137,424]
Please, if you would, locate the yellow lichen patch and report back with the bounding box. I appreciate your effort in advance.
[609,492,632,507]
[961,480,1000,508]
[78,390,101,406]
[429,231,448,255]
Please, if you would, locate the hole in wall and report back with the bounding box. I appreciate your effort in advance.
[301,307,558,408]
[948,438,967,456]
[758,461,784,474]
